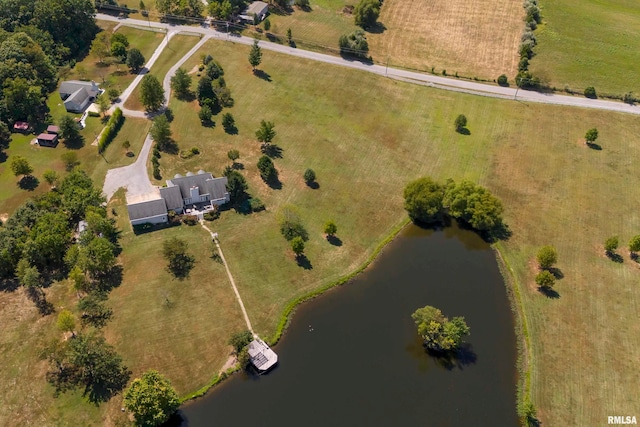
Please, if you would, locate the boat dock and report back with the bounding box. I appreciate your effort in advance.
[248,338,278,371]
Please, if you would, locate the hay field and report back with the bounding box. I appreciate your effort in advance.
[368,0,523,78]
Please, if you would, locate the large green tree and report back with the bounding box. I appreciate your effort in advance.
[59,114,84,147]
[10,155,33,177]
[353,0,380,29]
[162,237,195,279]
[224,169,249,206]
[403,177,444,224]
[411,305,470,352]
[257,155,278,183]
[338,30,369,58]
[443,180,503,231]
[170,67,192,99]
[124,370,180,427]
[150,114,172,152]
[126,48,145,72]
[140,74,165,111]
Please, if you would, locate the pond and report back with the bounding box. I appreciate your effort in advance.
[179,223,518,426]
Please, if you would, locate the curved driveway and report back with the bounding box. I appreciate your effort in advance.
[97,13,640,116]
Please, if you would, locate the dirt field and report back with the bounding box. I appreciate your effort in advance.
[368,0,523,79]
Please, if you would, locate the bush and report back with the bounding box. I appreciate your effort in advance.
[536,245,558,270]
[605,236,619,254]
[497,74,508,86]
[584,86,597,99]
[535,270,555,289]
[182,215,198,226]
[88,111,100,117]
[153,165,161,180]
[454,114,467,132]
[249,197,265,212]
[203,211,220,221]
[190,147,200,155]
[303,168,316,183]
[339,30,369,58]
[279,206,309,241]
[107,88,120,102]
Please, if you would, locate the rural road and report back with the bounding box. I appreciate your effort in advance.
[97,13,640,116]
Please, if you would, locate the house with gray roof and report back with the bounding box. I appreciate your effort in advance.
[240,1,269,23]
[126,171,230,226]
[59,80,100,113]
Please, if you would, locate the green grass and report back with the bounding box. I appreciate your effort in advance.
[124,33,201,111]
[530,0,640,95]
[64,24,165,97]
[3,37,640,427]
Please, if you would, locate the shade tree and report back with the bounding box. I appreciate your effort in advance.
[123,370,180,427]
[140,74,165,111]
[536,245,558,270]
[411,305,470,352]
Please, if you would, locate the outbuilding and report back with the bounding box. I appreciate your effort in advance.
[240,1,269,23]
[37,133,59,147]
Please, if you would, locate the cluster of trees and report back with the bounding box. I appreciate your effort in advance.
[535,245,558,291]
[90,30,145,73]
[0,0,97,64]
[208,0,246,20]
[338,30,369,58]
[603,234,640,262]
[516,0,542,88]
[411,305,470,352]
[156,0,204,17]
[196,55,233,125]
[403,177,505,233]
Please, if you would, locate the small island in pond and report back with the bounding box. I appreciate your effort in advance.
[412,305,470,353]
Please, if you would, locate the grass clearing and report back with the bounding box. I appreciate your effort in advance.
[530,0,640,95]
[124,33,201,111]
[2,38,640,427]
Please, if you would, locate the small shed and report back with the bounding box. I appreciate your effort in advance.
[247,338,278,371]
[37,133,59,147]
[47,125,60,135]
[13,121,29,133]
[240,1,269,23]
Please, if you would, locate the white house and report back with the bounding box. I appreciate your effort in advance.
[59,80,100,113]
[126,171,230,226]
[240,1,269,23]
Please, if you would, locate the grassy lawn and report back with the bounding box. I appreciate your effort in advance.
[63,23,165,97]
[2,38,640,426]
[124,33,201,111]
[530,0,640,95]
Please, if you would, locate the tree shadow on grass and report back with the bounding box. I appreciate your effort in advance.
[18,175,39,191]
[253,69,272,82]
[261,143,283,158]
[456,127,471,135]
[266,33,281,43]
[0,278,20,292]
[223,125,238,135]
[266,176,282,190]
[232,162,244,170]
[366,22,387,34]
[296,254,312,270]
[63,135,85,150]
[538,285,560,299]
[587,142,602,150]
[305,181,319,189]
[26,286,54,316]
[548,267,564,280]
[327,235,342,246]
[94,265,124,293]
[631,253,640,263]
[606,251,623,263]
[426,343,477,371]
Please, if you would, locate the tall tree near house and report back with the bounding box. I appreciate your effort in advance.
[96,93,109,117]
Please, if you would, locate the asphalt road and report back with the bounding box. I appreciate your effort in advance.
[97,13,640,116]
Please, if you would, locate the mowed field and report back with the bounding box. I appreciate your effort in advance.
[368,0,523,78]
[2,37,640,426]
[530,0,640,94]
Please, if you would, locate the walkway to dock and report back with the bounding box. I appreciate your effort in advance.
[200,222,254,335]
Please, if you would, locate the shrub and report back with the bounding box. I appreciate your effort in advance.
[497,74,508,86]
[107,88,120,102]
[303,168,316,183]
[605,236,619,254]
[88,111,100,117]
[338,30,369,58]
[203,211,219,221]
[153,165,161,180]
[535,270,555,289]
[182,215,198,226]
[291,236,305,256]
[190,147,200,155]
[249,197,265,212]
[279,206,309,241]
[454,114,467,132]
[629,235,640,254]
[202,54,213,65]
[518,57,529,72]
[536,245,558,270]
[584,86,597,99]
